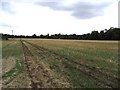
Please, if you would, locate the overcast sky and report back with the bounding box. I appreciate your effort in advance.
[0,0,119,35]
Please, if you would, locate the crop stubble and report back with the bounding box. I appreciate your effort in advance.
[21,40,70,88]
[23,40,119,88]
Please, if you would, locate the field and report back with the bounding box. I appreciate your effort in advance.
[2,39,119,88]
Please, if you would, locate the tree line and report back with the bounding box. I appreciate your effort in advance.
[2,27,120,40]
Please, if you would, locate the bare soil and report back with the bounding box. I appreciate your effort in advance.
[21,40,70,88]
[3,72,31,88]
[25,40,119,88]
[2,57,16,75]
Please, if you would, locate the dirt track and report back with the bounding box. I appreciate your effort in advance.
[21,40,70,88]
[23,40,119,88]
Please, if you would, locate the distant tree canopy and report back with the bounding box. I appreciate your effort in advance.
[32,34,37,38]
[1,34,9,40]
[105,27,120,40]
[89,31,99,40]
[1,27,120,40]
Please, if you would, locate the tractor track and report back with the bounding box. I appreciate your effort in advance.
[21,40,72,88]
[24,40,119,88]
[21,40,40,88]
[23,41,85,90]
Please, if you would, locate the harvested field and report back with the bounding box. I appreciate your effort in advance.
[2,39,119,88]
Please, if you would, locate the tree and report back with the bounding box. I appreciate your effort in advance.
[1,34,9,40]
[98,30,105,40]
[105,27,120,40]
[89,31,99,40]
[32,34,37,38]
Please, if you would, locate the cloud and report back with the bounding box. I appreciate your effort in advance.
[35,0,69,11]
[0,0,113,18]
[35,1,112,19]
[0,23,15,28]
[70,2,111,19]
[1,1,15,14]
[35,0,72,11]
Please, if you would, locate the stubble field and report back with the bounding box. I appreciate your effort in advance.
[2,39,119,88]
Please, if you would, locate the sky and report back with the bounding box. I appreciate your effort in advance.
[0,0,119,35]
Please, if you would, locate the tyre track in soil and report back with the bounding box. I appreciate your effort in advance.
[21,40,71,88]
[22,40,86,88]
[24,40,119,88]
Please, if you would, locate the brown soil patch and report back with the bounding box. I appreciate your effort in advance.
[3,72,31,88]
[35,61,70,88]
[21,40,70,88]
[2,57,16,75]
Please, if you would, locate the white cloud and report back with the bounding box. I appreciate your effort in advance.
[0,0,118,35]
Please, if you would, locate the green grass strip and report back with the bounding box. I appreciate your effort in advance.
[2,59,23,80]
